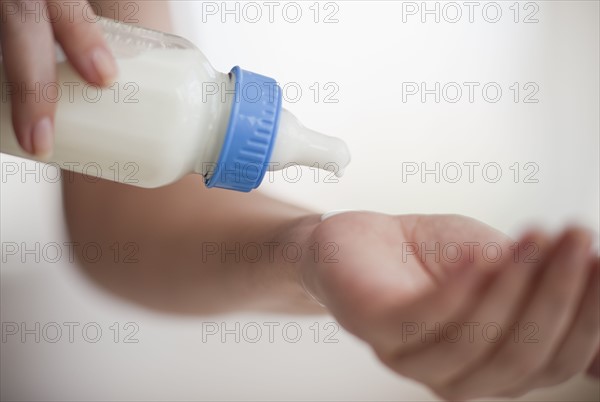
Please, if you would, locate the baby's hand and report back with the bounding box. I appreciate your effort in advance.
[301,212,599,400]
[0,0,117,157]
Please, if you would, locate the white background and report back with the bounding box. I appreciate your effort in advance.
[1,1,599,400]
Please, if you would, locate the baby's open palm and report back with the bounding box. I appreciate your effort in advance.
[304,212,599,400]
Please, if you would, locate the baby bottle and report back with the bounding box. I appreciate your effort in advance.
[0,18,350,191]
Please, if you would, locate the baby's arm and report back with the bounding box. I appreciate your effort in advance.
[63,172,324,314]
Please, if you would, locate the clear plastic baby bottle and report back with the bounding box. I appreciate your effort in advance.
[0,18,350,191]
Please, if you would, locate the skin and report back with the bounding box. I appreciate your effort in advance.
[2,0,599,399]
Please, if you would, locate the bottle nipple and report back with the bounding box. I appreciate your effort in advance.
[270,109,351,177]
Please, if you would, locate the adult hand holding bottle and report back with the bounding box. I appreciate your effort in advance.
[0,0,117,157]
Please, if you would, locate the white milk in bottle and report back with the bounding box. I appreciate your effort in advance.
[0,18,350,192]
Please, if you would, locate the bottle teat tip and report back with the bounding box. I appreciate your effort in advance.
[270,109,351,178]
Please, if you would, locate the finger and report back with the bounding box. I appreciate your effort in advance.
[398,214,513,279]
[514,256,600,391]
[0,0,56,156]
[48,0,117,86]
[388,233,552,387]
[444,228,593,399]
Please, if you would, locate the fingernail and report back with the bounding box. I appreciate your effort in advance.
[91,47,117,85]
[32,118,53,158]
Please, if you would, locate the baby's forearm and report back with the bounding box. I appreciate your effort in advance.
[63,174,325,314]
